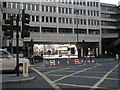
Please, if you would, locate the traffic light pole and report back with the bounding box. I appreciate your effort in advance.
[16,14,19,76]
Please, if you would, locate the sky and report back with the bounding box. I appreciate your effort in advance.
[100,0,120,5]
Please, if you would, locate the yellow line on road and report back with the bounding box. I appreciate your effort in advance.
[56,83,91,88]
[46,73,120,81]
[53,64,101,83]
[90,63,120,89]
[31,68,61,90]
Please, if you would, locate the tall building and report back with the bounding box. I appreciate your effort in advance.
[0,0,120,57]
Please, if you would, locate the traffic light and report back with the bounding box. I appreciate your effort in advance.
[21,10,30,38]
[3,16,13,38]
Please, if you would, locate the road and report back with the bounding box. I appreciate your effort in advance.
[2,58,120,90]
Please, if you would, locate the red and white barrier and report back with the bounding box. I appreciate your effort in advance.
[74,59,80,64]
[50,60,55,65]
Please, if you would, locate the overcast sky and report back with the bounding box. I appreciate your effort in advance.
[100,0,120,5]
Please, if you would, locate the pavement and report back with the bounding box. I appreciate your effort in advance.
[1,61,45,84]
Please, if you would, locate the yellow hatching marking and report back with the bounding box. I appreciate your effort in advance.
[31,68,61,90]
[90,63,120,90]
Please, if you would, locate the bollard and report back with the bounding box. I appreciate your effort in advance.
[116,54,119,59]
[23,61,28,77]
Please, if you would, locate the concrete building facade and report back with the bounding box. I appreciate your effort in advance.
[0,0,120,57]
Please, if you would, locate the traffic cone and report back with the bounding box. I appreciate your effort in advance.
[45,61,48,66]
[58,60,61,65]
[66,60,70,65]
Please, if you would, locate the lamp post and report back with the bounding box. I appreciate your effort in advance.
[75,9,81,59]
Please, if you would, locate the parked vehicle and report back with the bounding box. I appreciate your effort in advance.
[0,49,30,72]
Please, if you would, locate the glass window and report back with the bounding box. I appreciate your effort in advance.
[83,2,86,6]
[50,17,52,22]
[3,2,7,8]
[36,16,39,22]
[62,8,64,13]
[42,16,44,22]
[58,7,61,13]
[46,17,49,22]
[62,18,65,23]
[88,20,91,25]
[90,2,92,7]
[53,7,56,12]
[66,18,68,24]
[93,2,95,7]
[42,5,44,11]
[69,18,72,24]
[23,3,26,10]
[8,2,11,8]
[59,18,62,23]
[84,19,86,25]
[17,3,20,9]
[32,16,35,22]
[69,8,72,14]
[66,8,68,14]
[28,4,31,10]
[32,4,35,10]
[83,10,86,15]
[50,6,52,12]
[46,6,48,12]
[96,2,99,7]
[13,2,16,9]
[36,5,39,11]
[53,17,56,23]
[87,2,89,6]
[3,13,6,19]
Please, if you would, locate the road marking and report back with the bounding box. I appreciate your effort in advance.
[46,74,120,81]
[53,64,101,83]
[31,68,61,90]
[90,63,120,89]
[56,83,91,88]
[44,65,83,74]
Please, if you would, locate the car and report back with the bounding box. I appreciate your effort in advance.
[0,49,30,72]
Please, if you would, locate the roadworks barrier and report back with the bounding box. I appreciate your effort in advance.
[44,56,96,66]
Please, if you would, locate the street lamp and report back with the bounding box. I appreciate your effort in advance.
[75,9,80,59]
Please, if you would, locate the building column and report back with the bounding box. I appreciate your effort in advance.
[99,42,102,57]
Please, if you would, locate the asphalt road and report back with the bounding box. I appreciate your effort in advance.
[2,58,120,90]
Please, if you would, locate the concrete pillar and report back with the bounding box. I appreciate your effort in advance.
[99,42,102,57]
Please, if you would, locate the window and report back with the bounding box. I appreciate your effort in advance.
[42,16,44,22]
[3,13,6,19]
[87,2,89,6]
[59,18,62,23]
[42,5,44,11]
[36,5,39,11]
[69,8,72,14]
[84,19,86,25]
[23,3,26,10]
[13,2,16,9]
[32,4,35,10]
[66,18,68,24]
[46,6,48,12]
[32,16,35,22]
[53,7,56,12]
[58,7,61,13]
[8,2,11,8]
[96,2,99,7]
[90,2,92,7]
[3,2,7,8]
[83,10,86,15]
[62,8,64,13]
[69,18,72,24]
[62,18,65,23]
[50,17,52,22]
[46,17,49,22]
[50,6,52,12]
[66,8,68,14]
[28,4,31,10]
[93,2,95,7]
[83,2,86,6]
[17,3,20,9]
[88,20,91,25]
[36,16,39,22]
[53,17,56,23]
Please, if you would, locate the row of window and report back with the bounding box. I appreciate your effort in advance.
[3,2,100,16]
[58,0,99,7]
[3,13,100,26]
